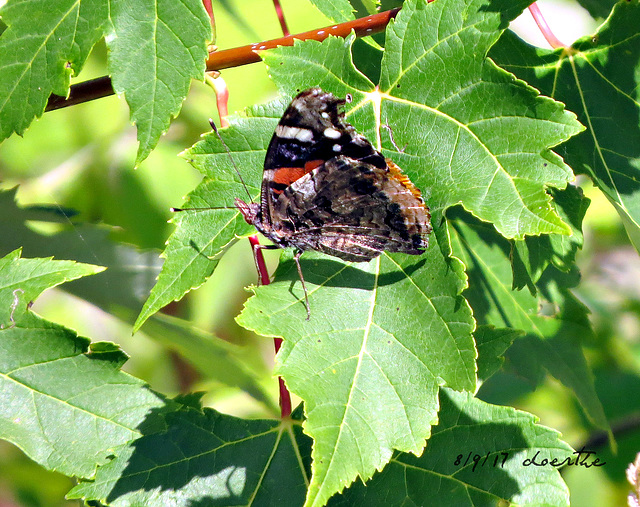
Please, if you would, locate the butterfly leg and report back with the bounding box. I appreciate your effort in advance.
[252,243,310,319]
[293,250,311,320]
[251,242,279,285]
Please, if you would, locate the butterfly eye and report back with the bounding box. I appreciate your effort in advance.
[345,93,353,103]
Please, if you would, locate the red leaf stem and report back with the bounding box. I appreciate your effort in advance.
[248,235,292,418]
[272,0,290,36]
[206,73,230,127]
[248,235,271,285]
[528,2,566,49]
[202,0,214,26]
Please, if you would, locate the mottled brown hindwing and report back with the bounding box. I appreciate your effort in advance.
[272,156,431,261]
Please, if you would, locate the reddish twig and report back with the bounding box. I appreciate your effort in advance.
[248,235,292,419]
[45,8,401,112]
[205,8,399,71]
[272,0,290,36]
[528,2,566,49]
[206,73,230,127]
[202,0,214,25]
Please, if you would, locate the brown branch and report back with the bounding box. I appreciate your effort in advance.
[45,8,400,112]
[205,8,399,71]
[46,76,116,111]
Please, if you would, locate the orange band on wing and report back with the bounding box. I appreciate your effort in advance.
[304,159,324,172]
[272,167,308,186]
[272,160,325,188]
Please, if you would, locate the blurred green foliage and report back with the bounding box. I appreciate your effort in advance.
[1,0,640,506]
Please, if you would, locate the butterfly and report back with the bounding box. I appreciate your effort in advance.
[232,88,431,318]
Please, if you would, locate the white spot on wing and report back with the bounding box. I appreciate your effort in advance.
[324,127,341,139]
[276,125,314,142]
[332,144,342,152]
[295,128,314,142]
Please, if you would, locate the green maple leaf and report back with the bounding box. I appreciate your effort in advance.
[265,0,583,241]
[107,0,211,165]
[238,245,475,507]
[490,0,640,252]
[0,250,172,479]
[0,0,211,164]
[449,208,609,433]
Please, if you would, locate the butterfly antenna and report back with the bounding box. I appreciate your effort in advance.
[209,119,254,203]
[170,206,235,212]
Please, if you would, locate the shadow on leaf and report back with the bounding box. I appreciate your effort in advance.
[90,404,312,506]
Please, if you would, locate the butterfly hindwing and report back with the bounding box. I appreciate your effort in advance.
[273,156,430,261]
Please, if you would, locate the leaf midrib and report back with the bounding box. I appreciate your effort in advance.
[313,256,380,504]
[1,372,144,436]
